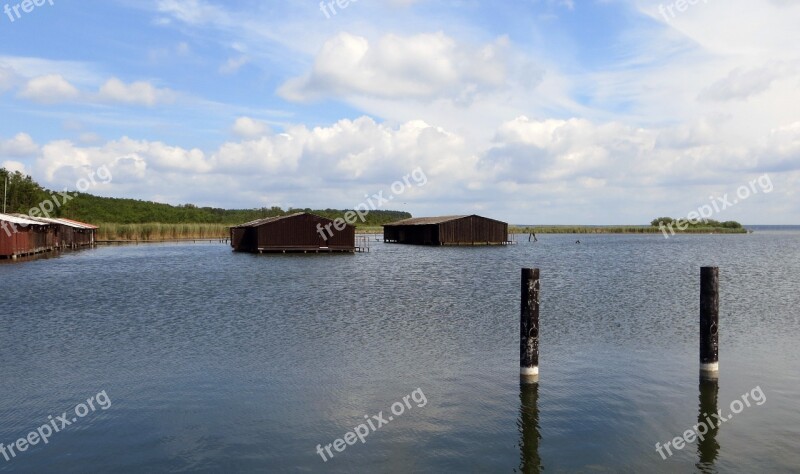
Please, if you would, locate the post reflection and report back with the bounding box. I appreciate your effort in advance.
[696,376,720,472]
[518,381,542,473]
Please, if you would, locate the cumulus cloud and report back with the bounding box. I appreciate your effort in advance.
[10,114,792,223]
[279,32,510,102]
[36,137,209,186]
[20,117,478,209]
[11,72,176,107]
[0,160,27,174]
[18,74,80,104]
[231,117,271,138]
[0,133,40,157]
[97,78,176,106]
[484,115,763,188]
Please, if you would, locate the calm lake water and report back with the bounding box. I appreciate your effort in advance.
[1,232,798,472]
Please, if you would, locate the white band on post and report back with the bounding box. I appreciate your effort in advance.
[520,366,539,376]
[700,362,719,372]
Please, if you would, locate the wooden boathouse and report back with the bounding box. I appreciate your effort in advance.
[383,215,510,246]
[230,212,359,253]
[0,213,55,259]
[21,215,98,249]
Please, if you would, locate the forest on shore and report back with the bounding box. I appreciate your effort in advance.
[0,168,410,239]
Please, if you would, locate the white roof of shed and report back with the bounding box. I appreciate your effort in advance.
[17,215,92,229]
[0,212,48,227]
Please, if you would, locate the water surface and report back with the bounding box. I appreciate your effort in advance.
[1,232,798,472]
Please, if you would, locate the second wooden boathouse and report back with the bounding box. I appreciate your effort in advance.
[230,212,358,253]
[0,212,55,259]
[21,216,98,249]
[383,215,510,246]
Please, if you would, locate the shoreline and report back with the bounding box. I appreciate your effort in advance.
[89,227,750,242]
[88,222,751,241]
[509,226,749,235]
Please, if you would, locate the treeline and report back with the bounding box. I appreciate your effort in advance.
[0,169,50,214]
[0,167,411,227]
[650,217,744,229]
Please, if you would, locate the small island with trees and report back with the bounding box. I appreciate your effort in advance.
[511,218,746,235]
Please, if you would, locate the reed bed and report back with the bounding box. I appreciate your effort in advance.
[97,223,229,241]
[94,223,748,241]
[510,226,747,234]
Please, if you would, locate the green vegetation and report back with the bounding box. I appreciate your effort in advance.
[649,217,744,230]
[62,192,411,227]
[0,168,50,214]
[512,218,747,235]
[512,225,664,234]
[1,167,410,240]
[96,223,230,241]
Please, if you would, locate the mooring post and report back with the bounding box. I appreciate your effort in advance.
[520,268,540,383]
[700,267,719,378]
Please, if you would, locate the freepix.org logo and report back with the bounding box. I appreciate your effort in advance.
[4,0,55,24]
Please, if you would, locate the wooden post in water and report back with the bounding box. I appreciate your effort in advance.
[520,268,540,383]
[700,267,719,378]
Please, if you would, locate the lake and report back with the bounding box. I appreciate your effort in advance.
[1,231,798,472]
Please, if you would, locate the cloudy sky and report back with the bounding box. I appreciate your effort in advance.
[0,0,798,224]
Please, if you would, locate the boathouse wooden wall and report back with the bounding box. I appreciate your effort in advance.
[383,215,508,246]
[231,213,355,253]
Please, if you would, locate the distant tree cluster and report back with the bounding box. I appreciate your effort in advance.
[0,168,411,226]
[0,168,51,214]
[650,217,743,229]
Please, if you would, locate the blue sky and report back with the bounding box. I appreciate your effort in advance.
[1,0,798,224]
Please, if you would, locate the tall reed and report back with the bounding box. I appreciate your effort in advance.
[96,223,229,241]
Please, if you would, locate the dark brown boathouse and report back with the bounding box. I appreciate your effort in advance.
[230,212,357,253]
[383,215,510,246]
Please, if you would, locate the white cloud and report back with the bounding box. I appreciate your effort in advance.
[8,67,177,108]
[36,137,209,186]
[231,117,270,138]
[0,133,40,157]
[0,160,27,174]
[11,114,794,222]
[0,65,17,92]
[219,56,249,75]
[0,56,102,86]
[155,0,227,25]
[279,32,510,102]
[699,63,797,102]
[97,78,176,106]
[18,74,80,104]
